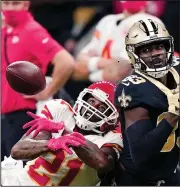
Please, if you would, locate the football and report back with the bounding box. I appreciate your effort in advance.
[6,61,46,95]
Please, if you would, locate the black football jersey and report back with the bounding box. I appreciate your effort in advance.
[114,61,180,185]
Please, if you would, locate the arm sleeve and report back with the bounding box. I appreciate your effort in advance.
[126,118,173,168]
[26,28,64,69]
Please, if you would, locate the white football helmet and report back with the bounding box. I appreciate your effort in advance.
[73,81,119,134]
[125,19,174,78]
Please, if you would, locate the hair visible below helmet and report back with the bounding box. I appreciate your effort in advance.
[121,1,148,14]
[73,81,119,134]
[125,19,174,78]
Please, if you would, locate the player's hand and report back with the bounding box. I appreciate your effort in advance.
[23,112,64,138]
[48,132,86,154]
[167,92,180,116]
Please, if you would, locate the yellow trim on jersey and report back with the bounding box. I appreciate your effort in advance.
[135,68,179,95]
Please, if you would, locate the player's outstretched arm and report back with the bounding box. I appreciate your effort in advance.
[124,107,179,168]
[11,132,50,160]
[72,139,118,174]
[11,128,73,161]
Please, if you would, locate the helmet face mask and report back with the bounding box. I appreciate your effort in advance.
[73,82,119,134]
[125,19,174,78]
[136,40,169,70]
[80,96,113,123]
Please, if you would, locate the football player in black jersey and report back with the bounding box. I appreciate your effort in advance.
[114,19,180,185]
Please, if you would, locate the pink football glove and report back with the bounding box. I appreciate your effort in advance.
[48,132,86,154]
[23,112,64,138]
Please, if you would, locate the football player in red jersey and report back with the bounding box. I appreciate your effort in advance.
[2,81,122,186]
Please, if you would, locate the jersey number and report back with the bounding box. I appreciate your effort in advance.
[28,151,83,186]
[157,113,179,152]
[122,75,146,86]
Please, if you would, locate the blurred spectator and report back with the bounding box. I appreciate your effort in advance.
[113,0,166,17]
[146,1,166,17]
[113,0,147,14]
[1,0,74,160]
[73,1,164,84]
[113,0,179,52]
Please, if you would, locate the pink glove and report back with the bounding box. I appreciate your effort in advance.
[23,112,64,138]
[48,132,86,154]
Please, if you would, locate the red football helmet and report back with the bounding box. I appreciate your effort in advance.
[121,1,148,14]
[73,81,119,134]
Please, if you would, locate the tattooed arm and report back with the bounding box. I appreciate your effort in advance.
[11,132,51,161]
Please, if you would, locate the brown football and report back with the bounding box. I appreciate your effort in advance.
[6,61,46,95]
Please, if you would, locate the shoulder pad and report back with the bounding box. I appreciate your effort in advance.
[115,74,146,109]
[115,74,167,110]
[40,99,76,130]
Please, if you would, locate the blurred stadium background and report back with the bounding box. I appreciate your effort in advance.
[29,0,180,102]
